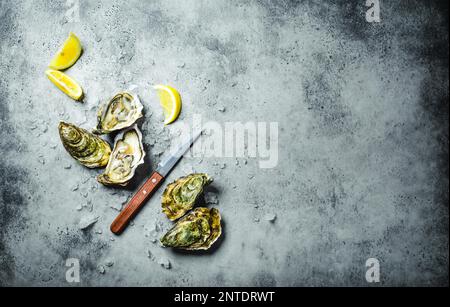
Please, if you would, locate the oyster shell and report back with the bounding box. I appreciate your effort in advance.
[161,173,213,221]
[160,207,222,250]
[58,121,111,168]
[97,125,145,186]
[94,91,143,134]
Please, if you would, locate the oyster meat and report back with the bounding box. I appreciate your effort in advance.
[161,173,213,221]
[160,207,222,250]
[94,91,143,134]
[58,121,111,168]
[97,125,145,186]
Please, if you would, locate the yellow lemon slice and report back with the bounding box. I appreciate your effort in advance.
[49,32,82,70]
[154,84,182,125]
[45,69,83,101]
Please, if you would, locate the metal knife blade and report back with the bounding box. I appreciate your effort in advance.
[156,129,202,177]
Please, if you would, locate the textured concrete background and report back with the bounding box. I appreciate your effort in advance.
[0,0,448,286]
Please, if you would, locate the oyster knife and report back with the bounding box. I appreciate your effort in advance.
[110,130,202,234]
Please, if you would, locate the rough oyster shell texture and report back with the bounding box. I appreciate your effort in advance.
[160,207,222,250]
[161,173,213,221]
[93,91,143,134]
[58,121,111,168]
[97,125,145,186]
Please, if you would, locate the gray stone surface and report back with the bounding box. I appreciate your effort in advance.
[0,0,448,286]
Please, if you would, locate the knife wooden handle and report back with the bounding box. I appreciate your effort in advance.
[110,171,164,235]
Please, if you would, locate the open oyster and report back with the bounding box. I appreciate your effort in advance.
[93,91,143,134]
[97,125,145,186]
[58,121,111,168]
[162,173,213,221]
[160,207,222,250]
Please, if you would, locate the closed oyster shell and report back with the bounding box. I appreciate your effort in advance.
[160,207,221,250]
[97,125,145,186]
[58,121,111,168]
[161,173,212,221]
[93,91,143,134]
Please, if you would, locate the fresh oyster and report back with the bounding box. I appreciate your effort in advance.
[161,173,213,221]
[160,207,222,250]
[97,125,145,186]
[58,121,111,168]
[93,91,143,134]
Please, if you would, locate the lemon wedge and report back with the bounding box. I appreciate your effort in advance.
[45,69,83,101]
[154,84,182,125]
[49,32,82,70]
